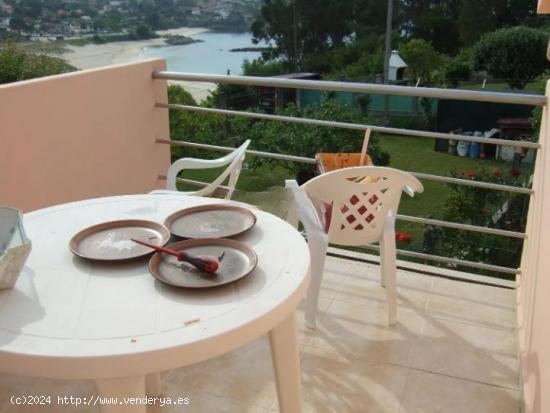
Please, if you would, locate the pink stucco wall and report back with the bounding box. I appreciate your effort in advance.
[538,0,550,14]
[518,81,550,413]
[0,59,170,212]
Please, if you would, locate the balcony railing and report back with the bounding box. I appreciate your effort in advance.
[152,70,547,277]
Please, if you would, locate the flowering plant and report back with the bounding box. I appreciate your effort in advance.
[424,167,530,273]
[395,231,412,244]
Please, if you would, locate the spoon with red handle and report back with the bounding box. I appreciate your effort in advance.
[131,238,219,273]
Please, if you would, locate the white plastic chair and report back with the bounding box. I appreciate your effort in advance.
[152,140,250,199]
[286,166,423,328]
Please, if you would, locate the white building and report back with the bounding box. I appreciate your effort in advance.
[0,16,10,28]
[388,50,407,82]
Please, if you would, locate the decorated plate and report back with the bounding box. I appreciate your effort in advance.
[164,204,257,239]
[149,238,257,288]
[70,220,171,261]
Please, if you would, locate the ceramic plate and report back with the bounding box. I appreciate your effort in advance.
[70,220,171,261]
[149,238,257,288]
[164,204,257,239]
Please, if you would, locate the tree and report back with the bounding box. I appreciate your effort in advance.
[399,39,443,85]
[9,15,30,32]
[243,59,286,77]
[134,24,154,40]
[442,48,472,88]
[167,86,390,177]
[246,98,390,177]
[304,33,385,79]
[458,0,540,46]
[427,168,528,273]
[472,26,549,89]
[401,0,461,54]
[351,0,396,38]
[400,0,544,51]
[0,42,75,85]
[251,0,356,68]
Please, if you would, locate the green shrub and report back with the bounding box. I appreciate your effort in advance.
[442,48,473,88]
[167,86,390,177]
[399,38,443,85]
[0,42,75,84]
[426,168,529,272]
[472,26,549,90]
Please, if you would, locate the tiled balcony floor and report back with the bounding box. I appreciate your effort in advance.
[0,257,519,413]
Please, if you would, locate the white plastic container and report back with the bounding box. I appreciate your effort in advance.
[457,140,470,157]
[0,207,31,290]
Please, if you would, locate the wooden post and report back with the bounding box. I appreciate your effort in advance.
[360,128,372,166]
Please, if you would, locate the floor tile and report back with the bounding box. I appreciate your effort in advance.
[431,278,516,309]
[300,346,408,413]
[306,299,426,366]
[0,373,96,413]
[158,393,271,413]
[427,278,516,328]
[298,296,333,348]
[0,257,520,413]
[335,269,433,312]
[400,370,520,413]
[163,337,277,410]
[315,266,351,300]
[409,316,518,388]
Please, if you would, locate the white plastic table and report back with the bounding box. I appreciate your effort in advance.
[0,194,310,413]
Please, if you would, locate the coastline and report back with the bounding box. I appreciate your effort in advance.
[61,27,217,102]
[62,27,209,70]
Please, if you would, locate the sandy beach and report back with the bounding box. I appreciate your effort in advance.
[62,27,217,102]
[63,27,208,69]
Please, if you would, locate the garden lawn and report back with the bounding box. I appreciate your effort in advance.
[458,81,544,93]
[175,134,532,254]
[378,135,531,252]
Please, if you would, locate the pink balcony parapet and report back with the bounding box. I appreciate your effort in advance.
[0,59,171,212]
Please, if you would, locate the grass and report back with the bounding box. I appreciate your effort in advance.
[18,40,69,55]
[379,135,518,219]
[174,135,532,263]
[178,163,294,194]
[378,135,531,252]
[458,80,545,93]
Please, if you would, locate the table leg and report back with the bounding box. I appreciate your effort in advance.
[95,375,147,413]
[145,372,162,396]
[268,311,303,413]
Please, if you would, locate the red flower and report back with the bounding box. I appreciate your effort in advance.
[467,171,476,179]
[493,169,502,178]
[459,171,465,177]
[395,231,412,243]
[482,208,491,216]
[511,168,522,178]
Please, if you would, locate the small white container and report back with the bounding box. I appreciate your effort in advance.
[457,140,470,157]
[0,207,32,290]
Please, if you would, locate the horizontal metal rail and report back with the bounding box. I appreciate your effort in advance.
[157,139,532,194]
[157,103,540,149]
[156,139,317,164]
[153,71,547,107]
[362,244,520,275]
[158,174,230,191]
[327,246,516,286]
[409,171,533,195]
[157,140,527,240]
[397,214,526,239]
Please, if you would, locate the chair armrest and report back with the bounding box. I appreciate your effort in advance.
[174,156,235,170]
[404,186,415,197]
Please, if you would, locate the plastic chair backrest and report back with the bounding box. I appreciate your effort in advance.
[166,140,250,199]
[302,166,423,246]
[285,180,327,240]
